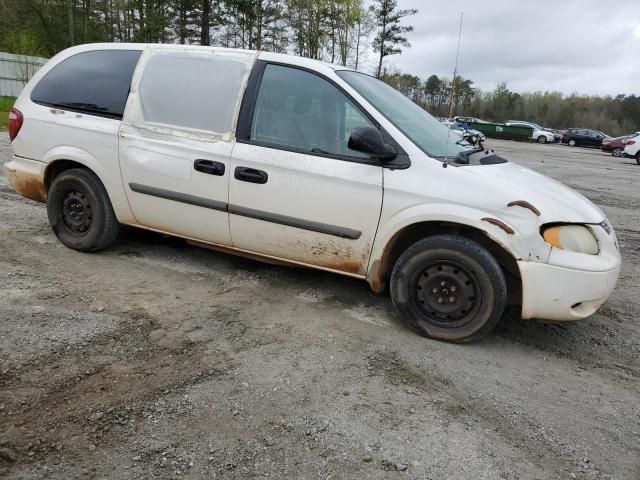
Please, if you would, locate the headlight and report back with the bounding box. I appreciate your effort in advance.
[542,225,599,255]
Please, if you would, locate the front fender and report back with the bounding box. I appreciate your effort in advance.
[367,202,551,287]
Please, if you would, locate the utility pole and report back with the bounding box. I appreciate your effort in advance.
[448,12,463,119]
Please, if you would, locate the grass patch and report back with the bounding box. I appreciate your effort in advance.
[0,96,16,111]
[0,97,16,131]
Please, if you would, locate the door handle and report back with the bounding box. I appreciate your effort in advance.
[194,159,225,176]
[234,166,268,184]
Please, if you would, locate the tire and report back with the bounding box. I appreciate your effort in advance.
[47,168,119,252]
[568,139,576,147]
[636,152,640,165]
[390,235,507,343]
[537,135,547,144]
[612,148,623,157]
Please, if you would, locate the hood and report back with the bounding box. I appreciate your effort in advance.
[464,161,606,224]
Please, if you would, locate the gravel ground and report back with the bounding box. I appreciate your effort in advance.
[0,133,639,480]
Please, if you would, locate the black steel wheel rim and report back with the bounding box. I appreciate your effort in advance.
[61,190,92,235]
[411,260,481,328]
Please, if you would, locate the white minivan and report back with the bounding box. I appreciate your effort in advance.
[6,44,621,342]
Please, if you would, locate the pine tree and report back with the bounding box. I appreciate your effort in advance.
[370,0,417,78]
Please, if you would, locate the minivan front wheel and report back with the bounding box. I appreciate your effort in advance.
[568,139,576,147]
[390,235,507,343]
[47,168,119,252]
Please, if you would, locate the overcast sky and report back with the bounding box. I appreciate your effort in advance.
[384,0,640,96]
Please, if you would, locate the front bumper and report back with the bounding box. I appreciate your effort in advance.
[518,262,620,321]
[518,262,620,320]
[519,223,621,321]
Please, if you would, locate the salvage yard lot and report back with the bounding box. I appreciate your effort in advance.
[0,134,639,479]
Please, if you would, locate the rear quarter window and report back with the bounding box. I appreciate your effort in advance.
[31,50,141,119]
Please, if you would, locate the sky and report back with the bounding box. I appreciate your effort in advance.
[384,0,640,96]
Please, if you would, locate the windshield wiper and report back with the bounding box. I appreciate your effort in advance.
[453,146,484,164]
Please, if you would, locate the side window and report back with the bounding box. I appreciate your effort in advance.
[139,52,250,134]
[31,50,141,119]
[250,64,375,158]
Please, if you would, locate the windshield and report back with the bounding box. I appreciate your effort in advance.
[337,71,470,158]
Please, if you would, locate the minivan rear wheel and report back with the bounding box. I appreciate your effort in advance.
[47,168,119,252]
[390,235,507,343]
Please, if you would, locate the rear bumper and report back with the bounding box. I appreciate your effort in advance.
[4,155,48,203]
[519,261,620,321]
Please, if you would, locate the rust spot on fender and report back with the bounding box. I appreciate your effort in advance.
[507,200,541,216]
[481,217,515,235]
[6,170,47,203]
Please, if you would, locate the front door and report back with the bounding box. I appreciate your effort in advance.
[228,63,383,276]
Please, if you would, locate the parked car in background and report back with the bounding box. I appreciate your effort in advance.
[545,128,563,142]
[442,120,486,145]
[453,115,487,124]
[623,134,640,164]
[505,121,555,144]
[601,133,639,157]
[562,128,609,147]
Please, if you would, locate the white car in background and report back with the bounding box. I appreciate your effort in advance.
[506,121,556,144]
[623,134,640,164]
[442,121,486,144]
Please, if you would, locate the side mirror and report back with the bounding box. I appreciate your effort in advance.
[348,126,397,161]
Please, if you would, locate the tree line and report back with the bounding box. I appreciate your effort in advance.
[384,71,640,137]
[1,1,637,136]
[0,0,416,78]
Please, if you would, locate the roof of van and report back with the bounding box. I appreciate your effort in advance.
[57,43,356,74]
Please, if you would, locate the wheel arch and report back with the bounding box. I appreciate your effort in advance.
[367,220,522,306]
[44,159,94,190]
[41,146,136,224]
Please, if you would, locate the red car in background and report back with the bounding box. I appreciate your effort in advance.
[601,133,640,157]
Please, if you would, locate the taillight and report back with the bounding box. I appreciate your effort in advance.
[627,140,636,146]
[8,108,23,142]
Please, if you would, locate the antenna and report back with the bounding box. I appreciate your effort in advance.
[443,12,464,168]
[448,12,464,120]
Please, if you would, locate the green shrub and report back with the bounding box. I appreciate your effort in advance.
[0,96,16,111]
